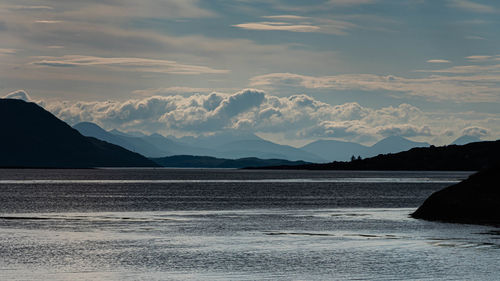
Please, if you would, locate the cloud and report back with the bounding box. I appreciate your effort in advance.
[5,5,53,11]
[465,35,485,40]
[326,0,375,6]
[0,48,16,55]
[38,88,436,141]
[233,22,320,33]
[427,59,451,63]
[234,15,356,35]
[461,126,489,137]
[250,72,500,102]
[465,55,495,62]
[31,55,229,75]
[34,20,63,24]
[263,15,308,20]
[2,90,31,101]
[448,0,496,13]
[133,87,213,96]
[6,88,497,145]
[376,124,432,137]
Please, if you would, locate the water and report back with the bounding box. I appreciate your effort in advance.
[0,169,498,280]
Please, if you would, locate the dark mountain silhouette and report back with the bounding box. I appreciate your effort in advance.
[0,99,158,168]
[412,164,500,225]
[451,135,481,146]
[251,140,500,171]
[152,155,309,168]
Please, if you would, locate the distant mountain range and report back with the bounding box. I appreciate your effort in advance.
[74,122,326,162]
[2,98,487,169]
[255,140,500,171]
[74,122,471,163]
[151,155,309,168]
[0,99,159,168]
[300,136,431,161]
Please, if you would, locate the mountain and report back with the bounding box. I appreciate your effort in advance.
[174,131,263,149]
[0,99,158,168]
[214,139,326,162]
[365,136,430,157]
[74,122,169,157]
[152,155,309,168]
[301,140,368,162]
[452,135,481,146]
[141,133,215,156]
[299,136,429,162]
[412,164,500,225]
[252,140,500,171]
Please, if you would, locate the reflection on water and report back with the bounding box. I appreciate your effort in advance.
[0,169,497,280]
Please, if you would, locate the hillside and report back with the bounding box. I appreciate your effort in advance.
[152,155,309,168]
[251,140,500,171]
[0,99,158,168]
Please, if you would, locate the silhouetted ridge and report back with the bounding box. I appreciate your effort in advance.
[251,140,500,170]
[152,155,309,168]
[0,99,158,168]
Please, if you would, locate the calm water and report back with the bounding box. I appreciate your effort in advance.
[0,169,498,280]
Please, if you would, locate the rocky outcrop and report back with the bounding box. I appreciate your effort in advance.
[412,164,500,225]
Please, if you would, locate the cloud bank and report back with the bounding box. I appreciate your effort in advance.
[3,89,498,145]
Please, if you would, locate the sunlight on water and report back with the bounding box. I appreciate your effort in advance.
[0,178,461,184]
[0,169,496,280]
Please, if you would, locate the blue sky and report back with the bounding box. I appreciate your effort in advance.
[1,0,499,146]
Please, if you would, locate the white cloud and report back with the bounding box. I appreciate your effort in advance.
[31,55,229,75]
[234,15,356,35]
[427,59,451,63]
[2,89,31,101]
[233,22,320,33]
[0,48,16,55]
[465,55,496,62]
[263,15,309,20]
[461,126,489,137]
[376,124,432,137]
[250,72,500,102]
[5,89,498,145]
[34,20,63,24]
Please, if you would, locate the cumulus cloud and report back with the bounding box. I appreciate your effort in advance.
[461,126,490,137]
[2,90,31,101]
[34,88,440,143]
[5,89,497,145]
[376,124,432,137]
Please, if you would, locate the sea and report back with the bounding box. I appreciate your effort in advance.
[0,168,498,280]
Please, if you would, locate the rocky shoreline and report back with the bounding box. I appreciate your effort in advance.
[412,164,500,226]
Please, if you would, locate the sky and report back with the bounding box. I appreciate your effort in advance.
[1,0,499,146]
